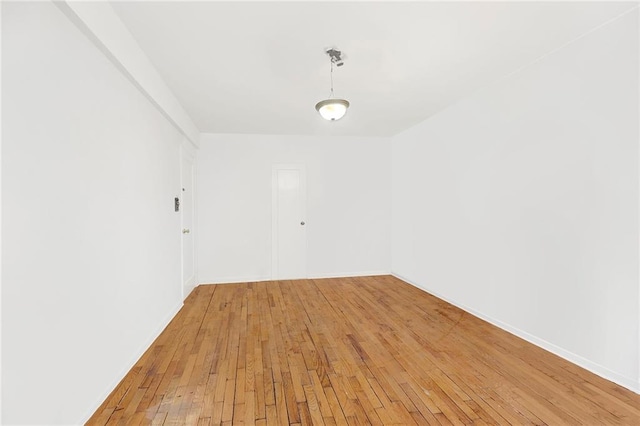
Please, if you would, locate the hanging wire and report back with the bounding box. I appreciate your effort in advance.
[329,59,335,99]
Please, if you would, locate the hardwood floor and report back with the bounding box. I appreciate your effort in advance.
[87,275,640,425]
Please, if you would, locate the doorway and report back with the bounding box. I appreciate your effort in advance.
[181,149,196,299]
[272,164,307,280]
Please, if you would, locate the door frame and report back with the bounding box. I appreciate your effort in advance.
[271,164,307,280]
[180,143,197,300]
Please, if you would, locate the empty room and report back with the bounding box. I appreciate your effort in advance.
[2,0,640,425]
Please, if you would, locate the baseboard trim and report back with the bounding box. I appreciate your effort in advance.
[308,271,390,280]
[391,272,640,395]
[79,300,184,424]
[199,275,273,285]
[199,271,390,285]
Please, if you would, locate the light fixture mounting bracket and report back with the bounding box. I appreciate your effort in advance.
[326,48,344,67]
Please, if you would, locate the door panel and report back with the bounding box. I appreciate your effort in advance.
[272,165,306,279]
[181,152,195,299]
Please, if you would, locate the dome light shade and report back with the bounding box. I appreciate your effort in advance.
[315,98,350,121]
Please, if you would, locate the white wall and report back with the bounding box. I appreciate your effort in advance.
[197,133,391,283]
[2,2,184,424]
[55,1,200,148]
[392,9,639,392]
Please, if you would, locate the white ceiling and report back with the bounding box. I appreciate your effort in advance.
[110,1,635,137]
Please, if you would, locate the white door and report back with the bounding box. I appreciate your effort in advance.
[181,151,195,299]
[272,165,307,280]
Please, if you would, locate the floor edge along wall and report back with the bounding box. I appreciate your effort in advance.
[392,272,640,395]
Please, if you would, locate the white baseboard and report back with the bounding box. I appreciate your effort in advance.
[308,270,390,280]
[199,271,391,285]
[392,272,640,395]
[79,300,184,424]
[198,275,273,285]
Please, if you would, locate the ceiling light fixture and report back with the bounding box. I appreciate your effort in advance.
[315,48,350,121]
